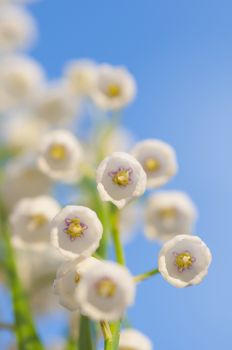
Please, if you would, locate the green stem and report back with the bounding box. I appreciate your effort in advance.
[100,321,112,350]
[0,205,45,350]
[134,268,160,283]
[111,206,125,265]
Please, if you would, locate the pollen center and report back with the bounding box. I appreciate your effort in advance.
[49,143,67,160]
[106,84,121,98]
[110,167,132,187]
[175,251,195,272]
[159,207,177,220]
[64,217,87,240]
[27,213,47,231]
[96,278,117,298]
[144,158,160,172]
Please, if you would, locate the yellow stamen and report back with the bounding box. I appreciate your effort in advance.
[66,218,85,239]
[106,84,121,98]
[159,207,177,220]
[49,144,67,160]
[112,169,130,186]
[144,158,160,172]
[75,273,80,283]
[175,252,193,271]
[28,214,47,230]
[96,278,116,298]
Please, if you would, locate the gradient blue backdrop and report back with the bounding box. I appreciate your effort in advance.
[2,0,232,349]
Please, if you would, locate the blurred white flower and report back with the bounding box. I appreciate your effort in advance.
[119,202,140,244]
[32,81,79,125]
[119,329,152,350]
[2,111,47,152]
[158,234,212,288]
[97,152,147,209]
[0,5,37,54]
[75,261,135,321]
[132,139,178,189]
[54,256,100,311]
[37,129,83,183]
[64,59,97,96]
[145,191,197,242]
[10,195,61,247]
[50,205,103,260]
[1,154,52,208]
[91,64,136,110]
[0,55,45,111]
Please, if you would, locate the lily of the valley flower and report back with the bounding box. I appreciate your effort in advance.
[0,5,37,54]
[0,55,45,111]
[64,59,97,96]
[50,205,103,259]
[10,195,61,247]
[145,191,197,242]
[158,234,212,288]
[132,139,178,189]
[37,129,83,183]
[119,329,153,350]
[75,261,135,321]
[97,152,147,209]
[53,256,101,311]
[91,64,137,110]
[33,82,79,125]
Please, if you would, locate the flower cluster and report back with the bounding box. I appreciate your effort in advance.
[0,2,212,350]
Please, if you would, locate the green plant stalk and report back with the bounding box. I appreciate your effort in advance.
[0,204,45,350]
[111,205,125,265]
[134,268,160,283]
[78,316,94,350]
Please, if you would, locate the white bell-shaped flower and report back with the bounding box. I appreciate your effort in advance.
[75,260,135,321]
[0,55,45,111]
[145,191,197,242]
[10,195,61,247]
[97,152,147,209]
[119,329,153,350]
[32,81,79,125]
[158,234,212,288]
[37,129,83,183]
[132,139,178,189]
[0,5,37,54]
[91,64,136,110]
[1,154,52,208]
[64,59,97,96]
[53,256,101,311]
[50,205,103,259]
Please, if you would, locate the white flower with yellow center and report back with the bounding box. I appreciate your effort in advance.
[158,234,212,288]
[97,152,147,209]
[51,205,103,259]
[75,261,135,321]
[10,195,60,248]
[53,256,101,311]
[145,191,197,242]
[64,59,97,96]
[33,82,79,125]
[37,129,83,183]
[119,329,153,350]
[0,55,45,111]
[0,5,37,54]
[132,139,178,189]
[91,64,137,110]
[1,155,52,209]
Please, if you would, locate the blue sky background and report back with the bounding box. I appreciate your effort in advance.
[1,0,232,349]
